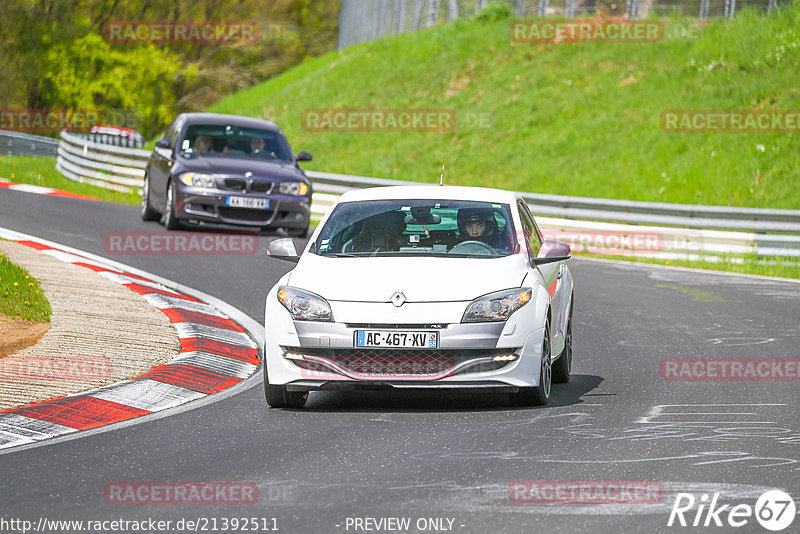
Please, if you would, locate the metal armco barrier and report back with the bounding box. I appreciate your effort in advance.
[305,171,800,234]
[0,130,59,157]
[52,134,800,258]
[56,130,149,193]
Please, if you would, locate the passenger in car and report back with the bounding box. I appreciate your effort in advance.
[345,211,407,253]
[194,134,213,153]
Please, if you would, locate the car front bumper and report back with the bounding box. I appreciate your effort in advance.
[264,287,548,389]
[175,188,311,230]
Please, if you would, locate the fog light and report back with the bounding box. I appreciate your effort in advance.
[492,354,517,362]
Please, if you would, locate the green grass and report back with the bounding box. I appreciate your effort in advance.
[0,247,51,322]
[208,2,800,208]
[585,252,800,279]
[0,155,141,205]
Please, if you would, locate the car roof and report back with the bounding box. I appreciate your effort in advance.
[335,185,521,204]
[178,112,281,133]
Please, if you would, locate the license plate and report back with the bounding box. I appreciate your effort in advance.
[355,330,438,348]
[225,196,269,209]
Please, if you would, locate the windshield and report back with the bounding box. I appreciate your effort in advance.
[313,199,516,258]
[180,124,293,162]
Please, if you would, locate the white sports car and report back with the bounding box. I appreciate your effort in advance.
[263,185,574,408]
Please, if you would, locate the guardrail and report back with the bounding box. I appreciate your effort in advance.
[56,130,149,193]
[0,130,59,157]
[51,134,800,259]
[306,170,800,234]
[307,179,800,259]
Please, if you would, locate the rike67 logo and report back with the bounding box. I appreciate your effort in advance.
[668,490,795,531]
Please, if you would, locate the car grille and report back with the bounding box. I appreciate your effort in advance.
[223,178,247,191]
[218,207,273,223]
[285,348,512,378]
[250,181,273,193]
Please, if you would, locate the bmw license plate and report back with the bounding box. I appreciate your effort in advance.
[355,330,438,349]
[225,196,269,209]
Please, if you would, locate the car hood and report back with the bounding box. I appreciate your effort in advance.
[177,155,306,180]
[288,254,529,302]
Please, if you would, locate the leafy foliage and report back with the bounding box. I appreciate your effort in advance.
[0,0,339,138]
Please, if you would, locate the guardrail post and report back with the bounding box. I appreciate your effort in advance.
[699,0,710,18]
[767,0,776,13]
[724,0,736,19]
[516,0,526,16]
[538,0,549,17]
[566,0,576,18]
[627,0,640,19]
[426,0,439,27]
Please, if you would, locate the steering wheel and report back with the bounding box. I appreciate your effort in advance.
[251,149,277,159]
[450,240,496,255]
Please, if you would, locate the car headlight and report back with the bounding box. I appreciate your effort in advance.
[178,172,218,188]
[461,288,532,323]
[277,286,333,321]
[278,182,309,196]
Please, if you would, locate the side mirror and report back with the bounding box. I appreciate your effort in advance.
[267,238,300,262]
[532,240,571,265]
[155,138,171,149]
[296,151,313,162]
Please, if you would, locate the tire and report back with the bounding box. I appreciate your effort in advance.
[263,362,308,408]
[140,173,160,222]
[163,180,182,231]
[509,317,552,407]
[552,295,573,384]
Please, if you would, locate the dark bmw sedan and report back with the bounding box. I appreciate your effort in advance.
[141,112,313,236]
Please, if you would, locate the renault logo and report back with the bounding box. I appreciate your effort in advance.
[390,291,406,307]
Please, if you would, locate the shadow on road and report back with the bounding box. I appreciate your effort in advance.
[289,374,605,412]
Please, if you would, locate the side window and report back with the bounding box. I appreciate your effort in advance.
[167,118,183,148]
[521,201,544,248]
[517,201,541,259]
[162,121,176,145]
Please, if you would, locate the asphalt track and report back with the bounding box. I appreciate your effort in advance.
[1,188,798,534]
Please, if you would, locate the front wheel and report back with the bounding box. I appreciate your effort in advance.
[263,363,308,408]
[552,295,573,384]
[163,180,182,230]
[140,173,160,222]
[509,317,552,406]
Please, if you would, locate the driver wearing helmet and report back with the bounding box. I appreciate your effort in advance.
[456,207,505,250]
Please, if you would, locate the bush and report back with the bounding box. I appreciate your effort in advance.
[40,33,186,138]
[475,2,513,24]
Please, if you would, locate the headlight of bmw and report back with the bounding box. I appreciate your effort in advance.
[461,288,532,323]
[178,172,218,188]
[278,181,309,196]
[277,286,333,321]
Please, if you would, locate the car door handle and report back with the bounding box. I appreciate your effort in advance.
[556,266,563,279]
